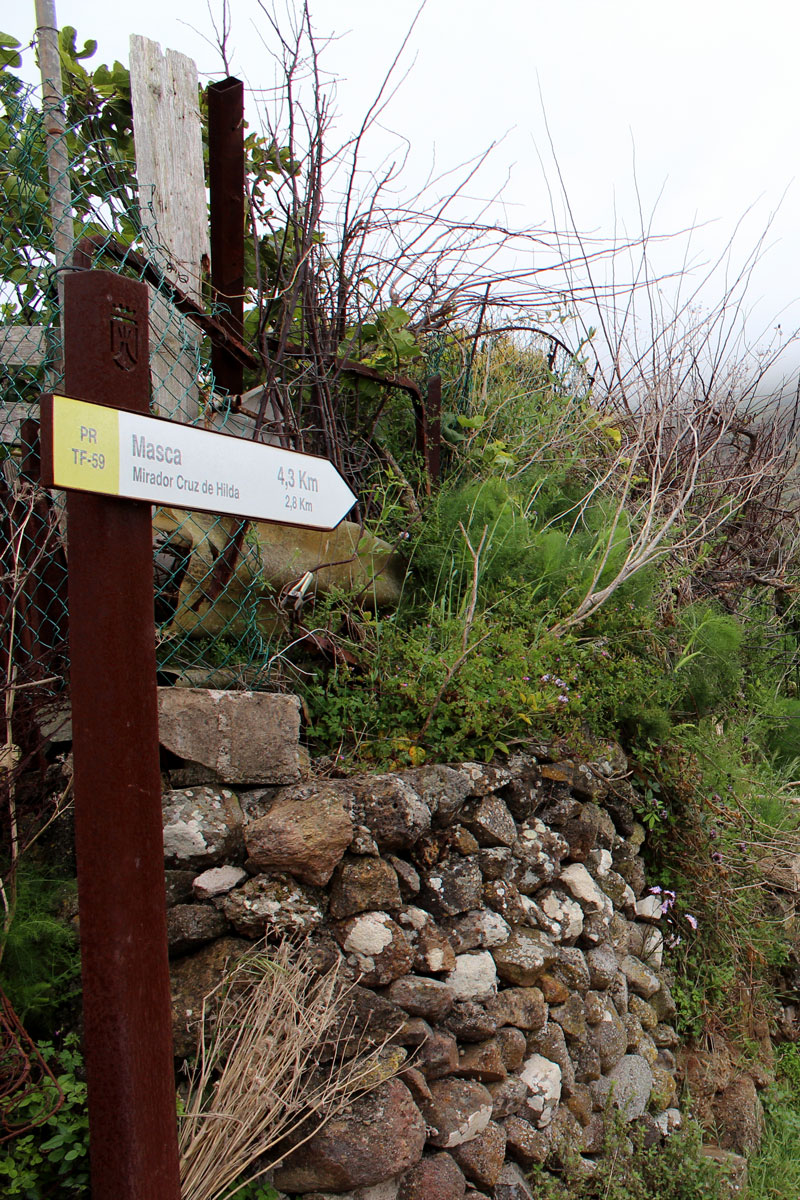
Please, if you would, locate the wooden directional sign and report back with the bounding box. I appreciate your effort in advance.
[40,392,357,529]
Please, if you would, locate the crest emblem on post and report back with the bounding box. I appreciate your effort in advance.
[110,305,139,371]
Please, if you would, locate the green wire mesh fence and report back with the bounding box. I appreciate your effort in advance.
[1,77,276,743]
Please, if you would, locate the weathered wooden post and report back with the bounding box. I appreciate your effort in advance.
[58,270,182,1200]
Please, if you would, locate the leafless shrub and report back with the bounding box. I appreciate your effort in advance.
[178,938,404,1200]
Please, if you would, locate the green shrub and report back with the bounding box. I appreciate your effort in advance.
[675,604,744,716]
[0,1035,89,1198]
[0,865,81,1037]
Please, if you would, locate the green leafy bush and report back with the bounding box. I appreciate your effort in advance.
[0,1035,89,1198]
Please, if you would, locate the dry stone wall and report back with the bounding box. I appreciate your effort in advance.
[159,689,683,1200]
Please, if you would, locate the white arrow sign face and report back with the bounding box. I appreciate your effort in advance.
[42,394,357,530]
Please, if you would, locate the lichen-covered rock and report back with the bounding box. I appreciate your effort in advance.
[519,1053,562,1128]
[162,786,244,869]
[244,783,353,887]
[387,976,455,1021]
[459,796,517,848]
[453,1039,508,1083]
[330,856,402,918]
[352,775,432,851]
[503,1114,551,1166]
[536,889,584,942]
[167,903,229,956]
[420,1078,494,1148]
[221,873,324,938]
[512,820,568,892]
[492,929,558,986]
[586,943,618,989]
[482,879,529,925]
[169,936,249,1058]
[550,994,588,1042]
[619,954,660,999]
[458,762,513,797]
[450,1120,507,1188]
[444,1002,498,1043]
[558,864,614,917]
[496,1027,527,1072]
[334,912,413,986]
[398,909,457,975]
[524,1022,575,1094]
[398,1152,466,1200]
[445,910,511,953]
[158,687,302,786]
[486,986,547,1032]
[422,859,484,918]
[493,1162,537,1199]
[401,765,472,827]
[273,1078,426,1192]
[444,952,498,1003]
[487,1077,530,1120]
[594,1054,653,1120]
[589,998,627,1071]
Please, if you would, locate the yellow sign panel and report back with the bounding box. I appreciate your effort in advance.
[51,394,120,492]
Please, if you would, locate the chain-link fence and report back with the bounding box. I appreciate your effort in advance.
[1,78,281,742]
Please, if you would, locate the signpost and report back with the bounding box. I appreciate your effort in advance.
[42,270,356,1200]
[40,393,356,528]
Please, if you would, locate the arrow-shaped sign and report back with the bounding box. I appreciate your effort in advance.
[40,393,357,530]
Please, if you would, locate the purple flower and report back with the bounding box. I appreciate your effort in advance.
[711,851,723,864]
[686,914,698,930]
[541,673,552,683]
[558,694,569,704]
[649,886,662,895]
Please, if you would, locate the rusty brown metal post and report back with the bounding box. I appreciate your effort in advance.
[208,77,245,396]
[62,271,182,1200]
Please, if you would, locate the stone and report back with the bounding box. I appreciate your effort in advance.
[192,865,247,899]
[587,945,618,993]
[761,852,800,893]
[401,765,472,826]
[493,1162,536,1200]
[496,1026,527,1072]
[444,1002,498,1043]
[398,1152,466,1200]
[477,848,514,882]
[165,869,195,906]
[519,1053,562,1127]
[589,998,627,1071]
[571,1040,602,1083]
[245,783,353,887]
[352,775,432,851]
[619,955,660,999]
[453,1039,507,1083]
[537,974,570,1004]
[551,994,587,1042]
[628,993,657,1030]
[628,923,664,969]
[162,786,245,869]
[334,912,413,986]
[221,873,324,939]
[330,856,403,919]
[598,870,632,910]
[420,1078,494,1148]
[459,796,517,848]
[158,687,302,786]
[444,952,498,1003]
[458,762,513,796]
[351,825,381,856]
[503,1114,551,1166]
[420,1030,461,1079]
[653,1023,679,1048]
[553,947,591,993]
[635,893,663,922]
[388,855,421,898]
[398,909,457,975]
[344,986,407,1049]
[609,972,629,1015]
[549,1106,584,1165]
[487,1077,530,1120]
[423,859,484,918]
[649,1064,678,1112]
[169,936,249,1058]
[388,976,455,1021]
[492,929,558,986]
[587,848,613,878]
[565,1083,593,1126]
[595,1054,653,1120]
[536,889,584,942]
[700,1147,749,1199]
[525,1023,574,1094]
[558,864,613,917]
[584,991,606,1025]
[613,845,646,897]
[712,1075,765,1156]
[273,1079,426,1193]
[450,1121,506,1188]
[650,981,677,1022]
[167,903,228,956]
[482,880,529,925]
[512,820,568,892]
[502,761,543,822]
[445,910,511,953]
[486,986,547,1031]
[452,826,481,855]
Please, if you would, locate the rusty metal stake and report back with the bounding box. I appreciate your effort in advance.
[208,76,245,397]
[61,271,181,1200]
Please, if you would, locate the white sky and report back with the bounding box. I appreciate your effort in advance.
[8,0,800,387]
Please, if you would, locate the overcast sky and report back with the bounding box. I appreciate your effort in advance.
[11,0,800,387]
